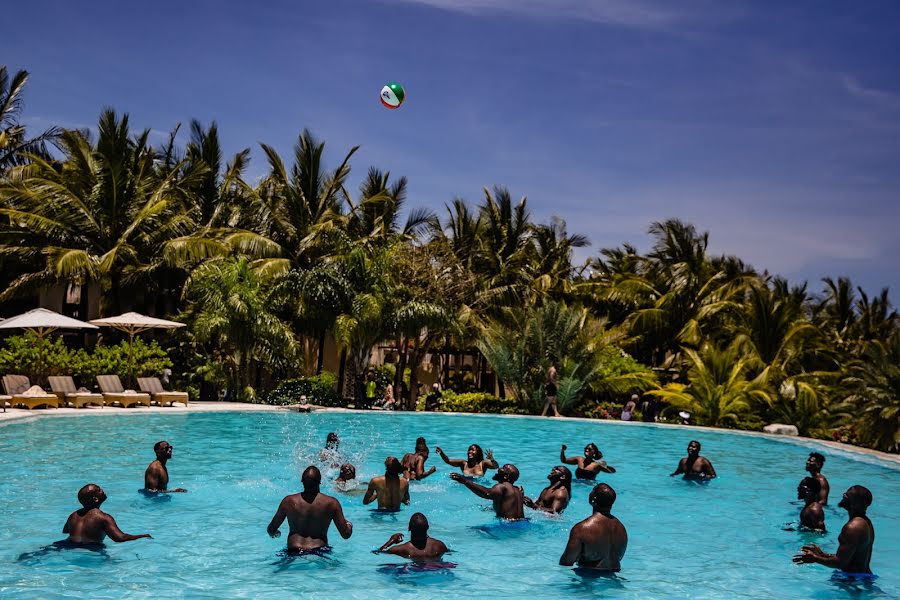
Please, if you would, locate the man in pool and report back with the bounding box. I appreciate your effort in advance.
[559,483,627,571]
[377,512,448,560]
[63,484,152,546]
[334,464,367,494]
[805,452,829,504]
[364,457,410,511]
[268,465,353,552]
[320,432,342,467]
[450,464,525,520]
[524,465,571,514]
[401,437,437,480]
[798,476,826,532]
[560,443,616,479]
[670,440,717,480]
[793,485,875,576]
[144,441,187,493]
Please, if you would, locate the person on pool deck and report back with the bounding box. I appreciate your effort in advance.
[524,465,572,514]
[621,395,638,422]
[144,441,187,493]
[561,443,616,479]
[450,464,525,520]
[670,440,717,480]
[364,457,410,511]
[377,513,448,560]
[402,437,437,480]
[268,466,353,552]
[806,452,830,505]
[559,483,627,571]
[63,484,152,546]
[798,477,826,532]
[435,444,498,477]
[793,485,875,576]
[540,364,560,417]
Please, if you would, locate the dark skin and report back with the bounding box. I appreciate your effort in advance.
[794,488,874,573]
[63,486,152,545]
[378,519,448,560]
[798,481,826,532]
[559,488,627,571]
[450,465,525,520]
[364,459,411,511]
[144,442,186,493]
[401,450,436,480]
[560,444,615,479]
[670,442,717,480]
[524,466,570,514]
[268,483,353,551]
[435,445,498,476]
[805,456,829,505]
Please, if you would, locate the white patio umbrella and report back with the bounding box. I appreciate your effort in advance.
[89,312,185,384]
[0,308,99,380]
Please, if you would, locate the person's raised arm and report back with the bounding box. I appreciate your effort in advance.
[560,445,578,466]
[559,526,583,566]
[103,515,152,543]
[415,456,437,479]
[378,532,404,552]
[331,499,353,539]
[420,465,437,479]
[794,523,865,570]
[363,480,378,505]
[435,446,465,468]
[483,449,499,470]
[449,472,494,499]
[267,498,287,538]
[670,458,686,477]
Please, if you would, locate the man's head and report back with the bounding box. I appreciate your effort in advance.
[77,484,107,508]
[467,444,484,463]
[687,440,701,456]
[493,463,520,484]
[806,452,825,474]
[797,476,821,502]
[838,485,873,513]
[325,432,339,449]
[154,440,173,460]
[301,466,322,491]
[549,465,572,493]
[408,512,429,537]
[589,483,616,511]
[385,456,404,477]
[339,464,356,480]
[584,443,602,459]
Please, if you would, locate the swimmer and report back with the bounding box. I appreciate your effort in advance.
[319,432,342,467]
[334,464,367,494]
[377,513,448,560]
[793,486,874,575]
[798,477,826,532]
[435,444,498,477]
[364,457,411,511]
[805,452,829,505]
[268,466,353,551]
[62,484,152,545]
[143,441,187,493]
[559,483,627,571]
[524,465,571,514]
[450,464,525,520]
[670,440,716,480]
[560,443,616,479]
[401,437,437,480]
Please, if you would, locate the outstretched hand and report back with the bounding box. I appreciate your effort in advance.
[792,550,816,564]
[486,449,494,460]
[270,529,281,538]
[561,444,567,452]
[435,446,444,455]
[449,472,464,483]
[388,533,404,545]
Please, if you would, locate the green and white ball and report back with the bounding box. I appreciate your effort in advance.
[380,82,406,109]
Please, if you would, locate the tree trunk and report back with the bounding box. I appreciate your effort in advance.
[337,348,348,397]
[394,335,408,409]
[316,329,326,374]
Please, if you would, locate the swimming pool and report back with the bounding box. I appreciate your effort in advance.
[0,411,897,599]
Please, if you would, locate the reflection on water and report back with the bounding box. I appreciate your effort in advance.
[566,568,627,594]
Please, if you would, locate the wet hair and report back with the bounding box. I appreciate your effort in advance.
[799,476,821,497]
[689,440,701,451]
[153,441,169,453]
[77,484,101,507]
[590,483,616,508]
[385,456,403,476]
[468,444,485,463]
[302,466,322,489]
[848,485,873,509]
[500,464,520,483]
[415,437,428,452]
[585,443,602,459]
[808,452,825,467]
[325,432,339,449]
[408,512,429,534]
[556,465,573,495]
[340,464,356,479]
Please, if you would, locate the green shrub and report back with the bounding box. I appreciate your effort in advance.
[439,390,523,414]
[264,372,343,407]
[79,339,173,381]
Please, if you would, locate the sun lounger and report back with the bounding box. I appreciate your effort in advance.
[2,375,59,410]
[137,377,189,406]
[96,375,151,408]
[48,376,105,408]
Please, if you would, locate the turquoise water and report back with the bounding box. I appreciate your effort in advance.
[0,411,897,599]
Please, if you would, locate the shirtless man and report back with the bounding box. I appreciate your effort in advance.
[402,437,437,480]
[559,483,627,571]
[450,464,525,520]
[524,465,571,514]
[798,477,826,532]
[334,464,367,495]
[62,484,152,546]
[805,452,829,505]
[670,440,717,480]
[794,486,875,576]
[561,443,616,480]
[364,457,410,511]
[267,466,353,551]
[377,513,448,560]
[435,444,498,477]
[144,441,187,493]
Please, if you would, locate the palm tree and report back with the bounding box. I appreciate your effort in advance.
[344,167,433,246]
[841,332,900,452]
[0,67,60,174]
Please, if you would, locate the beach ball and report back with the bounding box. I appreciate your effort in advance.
[380,82,406,109]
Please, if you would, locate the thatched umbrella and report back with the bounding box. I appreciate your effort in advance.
[89,312,185,385]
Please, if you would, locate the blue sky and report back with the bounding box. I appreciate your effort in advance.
[4,0,900,295]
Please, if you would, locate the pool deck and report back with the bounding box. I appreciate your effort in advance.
[2,402,898,466]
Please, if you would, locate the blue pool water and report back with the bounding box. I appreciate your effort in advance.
[0,411,897,599]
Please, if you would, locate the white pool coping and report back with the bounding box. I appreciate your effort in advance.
[2,402,898,468]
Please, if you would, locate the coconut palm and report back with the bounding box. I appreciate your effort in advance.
[841,332,900,452]
[0,67,60,174]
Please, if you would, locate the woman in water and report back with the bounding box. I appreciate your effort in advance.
[560,443,616,479]
[435,444,498,476]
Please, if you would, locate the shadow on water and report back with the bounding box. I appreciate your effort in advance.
[819,571,887,598]
[470,518,534,540]
[369,509,402,522]
[17,540,111,565]
[270,547,338,573]
[138,489,173,502]
[565,569,627,593]
[376,561,457,585]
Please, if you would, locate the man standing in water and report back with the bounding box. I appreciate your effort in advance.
[670,440,717,480]
[559,483,627,571]
[450,464,525,520]
[364,457,410,511]
[524,465,572,514]
[402,437,437,480]
[561,443,616,479]
[144,441,187,493]
[797,477,826,532]
[794,486,875,576]
[377,513,449,560]
[63,484,152,546]
[268,466,353,552]
[806,452,830,504]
